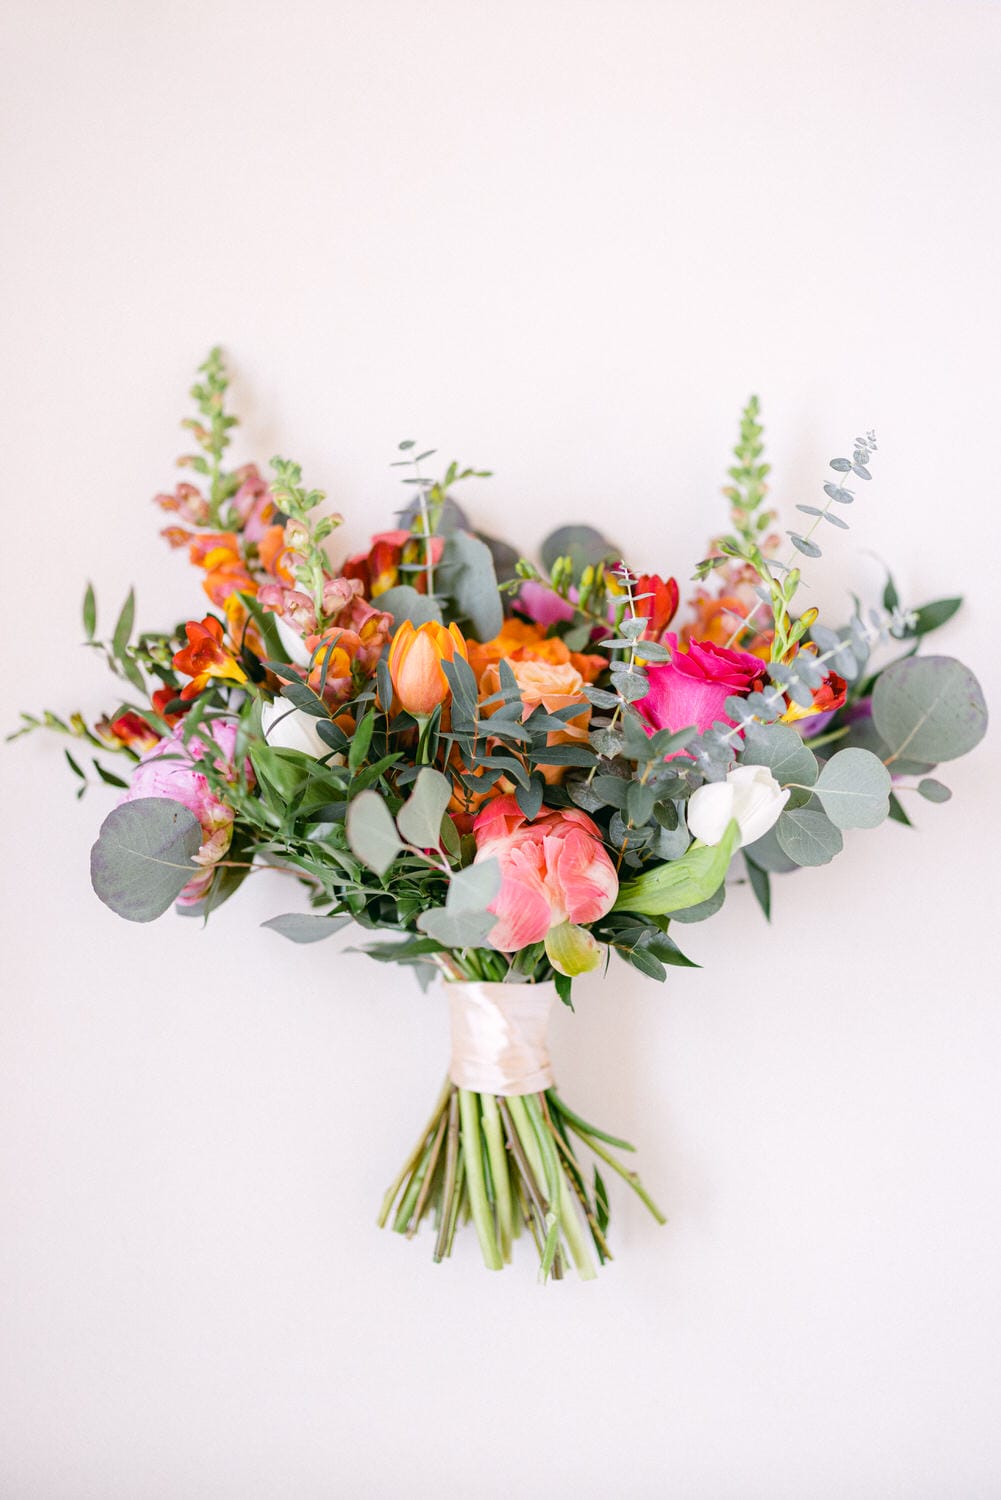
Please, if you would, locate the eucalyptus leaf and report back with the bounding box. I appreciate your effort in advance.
[813,747,891,829]
[871,655,987,764]
[917,778,952,803]
[437,531,503,639]
[540,524,620,576]
[374,585,443,629]
[396,767,452,849]
[90,797,202,922]
[742,823,799,874]
[774,807,843,866]
[261,913,352,943]
[345,790,403,876]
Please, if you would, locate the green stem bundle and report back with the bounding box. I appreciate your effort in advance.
[378,1081,665,1281]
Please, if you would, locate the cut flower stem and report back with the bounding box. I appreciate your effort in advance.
[379,1079,665,1281]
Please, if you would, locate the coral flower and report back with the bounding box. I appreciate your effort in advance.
[478,656,592,784]
[388,620,468,718]
[172,616,248,700]
[466,618,605,685]
[473,797,618,968]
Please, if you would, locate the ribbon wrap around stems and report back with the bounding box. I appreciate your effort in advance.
[446,980,556,1096]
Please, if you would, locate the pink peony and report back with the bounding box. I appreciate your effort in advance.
[472,796,618,952]
[635,633,763,737]
[119,719,247,905]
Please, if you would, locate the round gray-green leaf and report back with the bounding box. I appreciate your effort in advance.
[346,790,403,876]
[775,807,843,866]
[740,722,818,807]
[872,655,987,764]
[396,766,452,850]
[813,747,891,829]
[917,778,952,803]
[90,797,203,922]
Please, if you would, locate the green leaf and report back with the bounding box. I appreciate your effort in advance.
[437,531,503,640]
[90,797,202,922]
[64,749,86,780]
[540,525,620,576]
[375,585,443,629]
[917,777,952,803]
[396,766,452,849]
[112,588,135,662]
[744,854,771,920]
[261,913,352,943]
[345,790,402,876]
[904,597,962,638]
[887,791,913,827]
[614,820,739,916]
[82,582,97,640]
[812,747,891,829]
[740,722,818,802]
[872,655,988,764]
[92,759,129,790]
[594,1168,610,1233]
[416,859,501,947]
[348,708,376,771]
[774,807,843,866]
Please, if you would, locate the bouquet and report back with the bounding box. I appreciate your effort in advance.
[13,351,987,1281]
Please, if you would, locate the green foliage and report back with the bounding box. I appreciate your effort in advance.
[872,655,988,765]
[90,798,202,921]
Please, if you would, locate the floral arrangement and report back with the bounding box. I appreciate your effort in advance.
[13,352,987,1282]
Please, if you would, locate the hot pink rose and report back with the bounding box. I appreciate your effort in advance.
[635,633,763,737]
[472,796,618,952]
[119,719,248,905]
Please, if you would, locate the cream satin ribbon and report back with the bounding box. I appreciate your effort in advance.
[446,981,556,1096]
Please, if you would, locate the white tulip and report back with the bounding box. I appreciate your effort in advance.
[687,764,790,849]
[260,696,337,760]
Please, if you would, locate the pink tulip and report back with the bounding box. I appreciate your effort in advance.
[473,796,618,952]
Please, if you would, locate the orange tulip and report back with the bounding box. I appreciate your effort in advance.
[388,620,467,718]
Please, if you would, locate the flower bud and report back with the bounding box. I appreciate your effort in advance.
[387,619,468,718]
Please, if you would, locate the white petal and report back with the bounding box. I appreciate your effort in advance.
[686,780,736,845]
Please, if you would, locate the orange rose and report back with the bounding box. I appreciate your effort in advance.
[479,656,591,785]
[467,618,605,686]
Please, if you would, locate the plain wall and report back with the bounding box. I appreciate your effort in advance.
[2,2,999,1496]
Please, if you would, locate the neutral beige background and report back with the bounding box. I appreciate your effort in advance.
[2,2,1000,1496]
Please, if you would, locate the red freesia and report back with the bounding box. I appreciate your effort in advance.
[172,616,247,700]
[636,633,763,736]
